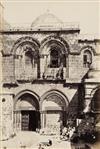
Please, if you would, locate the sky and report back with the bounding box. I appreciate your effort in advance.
[1,0,100,37]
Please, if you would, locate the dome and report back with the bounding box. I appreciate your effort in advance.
[31,12,63,28]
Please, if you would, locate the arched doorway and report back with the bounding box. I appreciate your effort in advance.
[14,92,40,131]
[92,88,100,130]
[92,89,100,112]
[41,90,68,135]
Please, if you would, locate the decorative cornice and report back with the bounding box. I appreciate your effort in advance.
[0,29,80,34]
[78,39,100,43]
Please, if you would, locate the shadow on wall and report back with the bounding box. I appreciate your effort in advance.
[66,91,79,127]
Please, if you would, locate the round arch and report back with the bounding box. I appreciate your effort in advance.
[40,89,69,111]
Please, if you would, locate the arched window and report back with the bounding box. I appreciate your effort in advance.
[14,40,40,80]
[50,48,66,68]
[25,51,33,67]
[83,50,92,68]
[50,49,59,68]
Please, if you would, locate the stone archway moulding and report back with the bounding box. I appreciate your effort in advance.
[80,45,96,55]
[90,85,100,98]
[14,89,40,110]
[11,36,40,55]
[40,35,70,55]
[40,89,69,111]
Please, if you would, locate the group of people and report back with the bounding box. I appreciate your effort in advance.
[38,139,52,149]
[60,126,75,141]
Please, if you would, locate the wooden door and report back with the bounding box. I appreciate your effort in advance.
[21,111,29,131]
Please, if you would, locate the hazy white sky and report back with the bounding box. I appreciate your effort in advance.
[1,0,100,36]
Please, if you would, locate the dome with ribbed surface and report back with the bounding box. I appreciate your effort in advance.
[31,13,63,28]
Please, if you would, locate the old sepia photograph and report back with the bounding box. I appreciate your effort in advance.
[0,0,100,148]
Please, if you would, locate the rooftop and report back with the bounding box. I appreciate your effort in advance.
[0,12,80,31]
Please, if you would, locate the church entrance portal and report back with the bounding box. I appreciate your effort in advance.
[21,111,40,131]
[41,91,68,135]
[14,92,40,132]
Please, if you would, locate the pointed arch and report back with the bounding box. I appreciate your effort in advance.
[12,37,40,80]
[91,86,100,113]
[14,89,40,110]
[40,89,69,111]
[11,36,40,55]
[40,35,69,55]
[80,46,95,55]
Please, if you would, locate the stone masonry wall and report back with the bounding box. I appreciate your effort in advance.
[69,54,88,79]
[2,55,15,83]
[1,94,13,140]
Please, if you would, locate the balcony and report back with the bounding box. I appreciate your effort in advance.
[14,67,67,84]
[41,67,66,80]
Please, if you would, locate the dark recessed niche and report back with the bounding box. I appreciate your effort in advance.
[2,98,6,102]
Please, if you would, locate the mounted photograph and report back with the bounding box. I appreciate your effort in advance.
[0,0,100,149]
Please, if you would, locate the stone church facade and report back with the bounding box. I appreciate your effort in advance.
[0,11,100,140]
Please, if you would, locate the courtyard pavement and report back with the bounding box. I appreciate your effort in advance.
[0,131,71,149]
[0,131,100,149]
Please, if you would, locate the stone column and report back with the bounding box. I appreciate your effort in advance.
[40,112,46,129]
[40,112,43,129]
[66,55,69,78]
[40,55,45,78]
